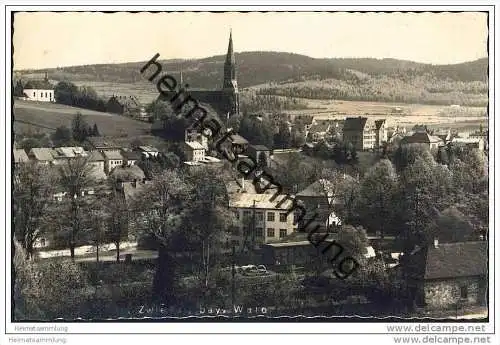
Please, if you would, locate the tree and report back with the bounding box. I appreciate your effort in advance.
[336,225,369,263]
[291,127,306,148]
[18,138,42,151]
[104,190,129,262]
[398,157,453,251]
[181,167,234,295]
[426,207,475,243]
[54,81,79,105]
[358,159,399,237]
[13,162,58,259]
[274,119,292,149]
[13,240,91,320]
[131,170,189,303]
[57,157,95,260]
[257,152,268,168]
[51,126,73,147]
[392,144,435,172]
[92,123,100,137]
[13,80,24,97]
[72,112,90,143]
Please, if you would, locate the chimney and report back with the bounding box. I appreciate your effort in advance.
[433,238,439,248]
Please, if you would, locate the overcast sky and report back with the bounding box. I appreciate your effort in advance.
[13,11,488,70]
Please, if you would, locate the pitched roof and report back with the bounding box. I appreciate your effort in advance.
[109,95,141,109]
[409,241,488,280]
[229,192,294,210]
[29,148,54,162]
[230,134,249,145]
[138,145,159,152]
[88,151,105,162]
[13,149,29,163]
[297,179,334,198]
[102,150,124,160]
[403,132,443,145]
[343,117,368,131]
[23,79,54,90]
[185,141,205,150]
[375,119,386,130]
[308,123,330,133]
[250,144,271,151]
[51,147,88,159]
[120,150,142,160]
[85,136,121,149]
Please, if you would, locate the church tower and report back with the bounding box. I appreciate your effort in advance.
[223,30,240,116]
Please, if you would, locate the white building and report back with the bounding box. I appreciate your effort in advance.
[229,193,296,249]
[22,74,54,102]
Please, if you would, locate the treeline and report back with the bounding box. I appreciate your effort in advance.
[258,74,488,107]
[54,81,107,112]
[240,94,309,113]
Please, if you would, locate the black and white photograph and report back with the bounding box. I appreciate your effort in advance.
[2,4,497,344]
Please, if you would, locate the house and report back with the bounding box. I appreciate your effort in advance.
[374,119,388,149]
[451,137,485,152]
[229,134,249,153]
[402,240,487,310]
[13,149,29,165]
[308,122,331,142]
[185,128,208,150]
[247,144,271,167]
[85,136,122,152]
[106,95,142,116]
[28,148,54,165]
[228,192,297,249]
[401,132,444,150]
[22,74,54,102]
[296,179,343,234]
[109,165,146,183]
[343,117,378,151]
[136,145,160,158]
[183,141,206,163]
[50,147,88,165]
[120,149,141,166]
[103,150,124,174]
[87,151,107,181]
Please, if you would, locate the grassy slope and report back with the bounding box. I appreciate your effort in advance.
[13,99,151,137]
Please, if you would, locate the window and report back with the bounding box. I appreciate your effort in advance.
[279,229,287,238]
[233,211,239,220]
[267,228,275,237]
[460,286,468,299]
[267,212,275,222]
[243,210,251,219]
[256,212,264,221]
[33,92,36,97]
[279,213,287,222]
[256,227,263,237]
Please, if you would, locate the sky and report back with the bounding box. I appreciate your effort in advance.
[13,11,488,70]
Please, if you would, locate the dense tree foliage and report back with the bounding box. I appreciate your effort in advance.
[54,81,107,112]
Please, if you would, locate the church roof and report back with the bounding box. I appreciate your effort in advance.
[225,30,236,65]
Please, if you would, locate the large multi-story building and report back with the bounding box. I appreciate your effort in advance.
[343,117,379,150]
[228,192,296,249]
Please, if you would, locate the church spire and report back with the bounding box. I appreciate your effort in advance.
[225,29,235,65]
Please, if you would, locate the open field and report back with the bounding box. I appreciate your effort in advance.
[13,99,152,137]
[72,80,159,105]
[285,99,488,130]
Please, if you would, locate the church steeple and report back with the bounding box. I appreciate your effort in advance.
[223,29,237,90]
[222,29,239,117]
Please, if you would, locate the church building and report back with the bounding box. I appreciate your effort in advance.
[158,31,240,120]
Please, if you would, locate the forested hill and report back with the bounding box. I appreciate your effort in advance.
[16,52,488,106]
[16,52,488,87]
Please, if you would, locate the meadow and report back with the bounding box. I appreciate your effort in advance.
[13,99,152,137]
